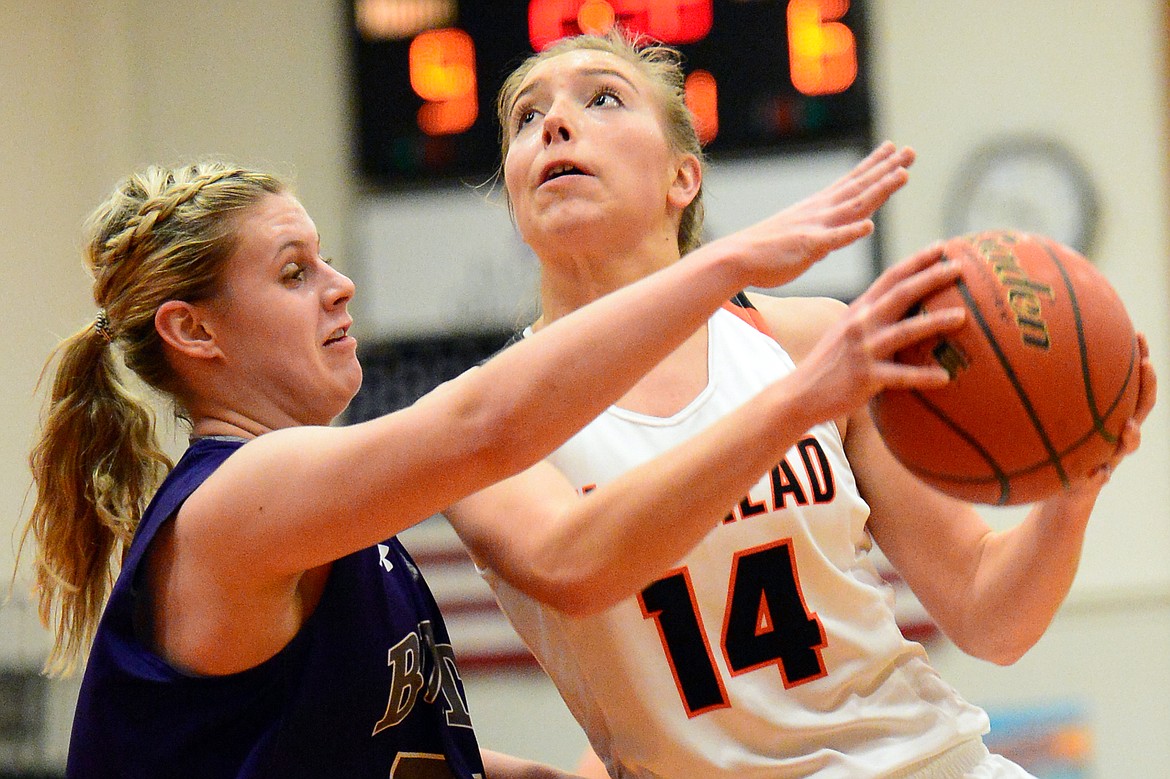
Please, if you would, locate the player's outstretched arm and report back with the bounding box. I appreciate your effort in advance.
[194,144,920,578]
[144,143,922,678]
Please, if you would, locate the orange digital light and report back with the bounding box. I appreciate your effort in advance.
[409,28,476,101]
[409,28,478,135]
[354,0,456,41]
[529,0,713,51]
[577,0,617,35]
[684,69,718,144]
[418,97,479,137]
[786,0,857,96]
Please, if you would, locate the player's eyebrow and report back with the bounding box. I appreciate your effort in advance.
[513,65,642,108]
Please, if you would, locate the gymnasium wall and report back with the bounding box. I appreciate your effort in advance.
[0,1,1166,775]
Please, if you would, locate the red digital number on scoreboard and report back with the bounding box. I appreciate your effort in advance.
[409,28,479,135]
[528,0,713,51]
[787,0,857,96]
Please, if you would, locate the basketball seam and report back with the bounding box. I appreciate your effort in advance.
[1047,241,1101,430]
[1042,237,1133,446]
[953,244,1069,491]
[905,422,1112,485]
[904,389,1011,504]
[904,337,1136,491]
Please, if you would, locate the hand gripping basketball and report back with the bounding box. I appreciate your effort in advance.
[792,243,967,426]
[871,230,1142,505]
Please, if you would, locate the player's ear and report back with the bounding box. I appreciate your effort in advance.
[667,153,702,212]
[155,300,222,360]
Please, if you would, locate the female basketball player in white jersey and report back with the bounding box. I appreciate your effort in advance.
[444,29,1157,778]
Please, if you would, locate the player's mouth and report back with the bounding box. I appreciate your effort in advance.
[540,160,593,185]
[323,322,353,347]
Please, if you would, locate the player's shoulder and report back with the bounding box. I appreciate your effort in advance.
[742,291,847,364]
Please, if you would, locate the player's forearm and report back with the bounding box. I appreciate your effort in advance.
[522,376,824,615]
[958,490,1096,664]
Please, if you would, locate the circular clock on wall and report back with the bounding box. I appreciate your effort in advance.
[944,136,1101,255]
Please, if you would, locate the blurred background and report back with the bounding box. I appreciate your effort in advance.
[1,1,1168,776]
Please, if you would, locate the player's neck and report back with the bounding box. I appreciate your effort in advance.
[535,243,681,328]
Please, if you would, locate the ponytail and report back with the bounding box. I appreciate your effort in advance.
[17,161,287,676]
[21,321,171,676]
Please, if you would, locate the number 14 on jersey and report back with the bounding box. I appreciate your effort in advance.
[638,538,827,717]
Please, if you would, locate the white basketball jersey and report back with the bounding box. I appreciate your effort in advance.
[483,306,990,778]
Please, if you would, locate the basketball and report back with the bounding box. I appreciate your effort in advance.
[871,230,1140,505]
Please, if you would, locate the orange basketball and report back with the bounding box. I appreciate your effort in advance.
[871,230,1140,505]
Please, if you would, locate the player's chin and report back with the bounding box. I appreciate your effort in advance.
[341,365,364,403]
[321,366,364,423]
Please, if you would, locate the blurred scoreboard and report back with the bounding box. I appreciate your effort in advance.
[351,0,873,186]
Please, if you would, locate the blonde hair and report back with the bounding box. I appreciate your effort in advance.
[20,161,287,675]
[496,27,707,255]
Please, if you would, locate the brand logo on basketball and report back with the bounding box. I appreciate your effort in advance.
[975,233,1055,350]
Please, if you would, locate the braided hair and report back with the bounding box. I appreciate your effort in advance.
[20,161,287,675]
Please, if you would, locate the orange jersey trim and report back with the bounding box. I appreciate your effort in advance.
[721,297,774,338]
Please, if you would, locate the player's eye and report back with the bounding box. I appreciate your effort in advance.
[514,104,538,131]
[589,88,623,109]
